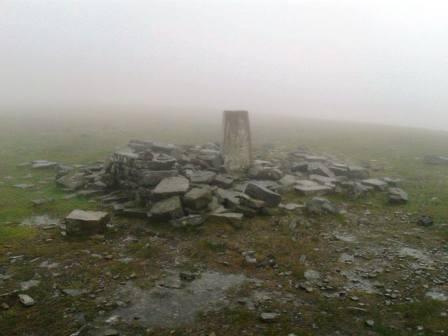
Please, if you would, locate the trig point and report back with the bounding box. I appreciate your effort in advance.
[222,110,252,173]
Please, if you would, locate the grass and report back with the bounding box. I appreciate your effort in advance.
[1,110,448,335]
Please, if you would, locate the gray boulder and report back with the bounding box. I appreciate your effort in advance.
[189,170,216,184]
[244,182,281,207]
[306,197,338,215]
[149,196,184,220]
[139,170,178,187]
[248,165,283,181]
[213,174,234,188]
[183,187,212,210]
[65,210,110,236]
[347,166,369,179]
[56,171,87,190]
[362,179,388,191]
[307,162,335,178]
[152,176,190,199]
[388,187,408,204]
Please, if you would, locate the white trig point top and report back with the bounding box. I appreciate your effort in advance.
[222,110,252,173]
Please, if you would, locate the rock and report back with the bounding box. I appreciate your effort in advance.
[171,215,205,228]
[347,166,369,179]
[294,184,332,196]
[216,188,242,208]
[62,289,88,297]
[179,272,197,282]
[304,269,320,281]
[65,210,110,236]
[244,182,281,207]
[189,170,216,184]
[13,184,34,190]
[306,197,338,215]
[56,171,87,190]
[424,155,448,165]
[260,312,280,322]
[365,320,375,327]
[362,179,388,191]
[338,253,355,264]
[152,176,190,199]
[20,280,40,291]
[249,166,283,181]
[18,294,35,307]
[31,198,54,206]
[31,160,58,169]
[210,212,244,223]
[238,193,266,209]
[213,174,234,188]
[103,329,120,336]
[278,174,297,188]
[145,155,177,170]
[139,170,178,187]
[425,290,447,302]
[183,187,212,210]
[307,162,335,178]
[291,162,309,173]
[388,187,408,204]
[149,196,184,220]
[417,215,433,227]
[279,203,303,211]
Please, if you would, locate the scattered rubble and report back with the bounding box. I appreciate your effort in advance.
[48,141,409,226]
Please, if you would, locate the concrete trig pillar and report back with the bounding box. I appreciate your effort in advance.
[222,110,252,173]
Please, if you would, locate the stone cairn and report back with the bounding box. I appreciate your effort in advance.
[55,112,408,231]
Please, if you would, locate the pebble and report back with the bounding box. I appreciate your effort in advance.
[18,294,35,307]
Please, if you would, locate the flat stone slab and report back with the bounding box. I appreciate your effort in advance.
[183,187,212,210]
[244,182,281,207]
[295,184,332,196]
[362,179,388,191]
[150,196,184,220]
[189,170,216,184]
[65,210,110,236]
[152,176,190,199]
[31,160,58,169]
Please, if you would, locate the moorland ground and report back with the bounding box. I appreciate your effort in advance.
[0,110,447,335]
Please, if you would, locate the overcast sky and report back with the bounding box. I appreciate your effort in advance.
[1,0,448,129]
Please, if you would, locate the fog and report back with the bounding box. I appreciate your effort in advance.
[1,0,448,130]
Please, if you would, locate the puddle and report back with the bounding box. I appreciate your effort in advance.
[109,271,246,327]
[21,215,59,228]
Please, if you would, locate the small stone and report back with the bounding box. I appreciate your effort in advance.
[103,329,119,336]
[18,294,35,307]
[365,320,375,327]
[388,188,408,204]
[20,280,40,291]
[260,312,280,322]
[417,215,434,227]
[306,197,338,215]
[1,302,10,310]
[304,270,320,281]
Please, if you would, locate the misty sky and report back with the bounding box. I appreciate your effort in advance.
[1,0,448,129]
